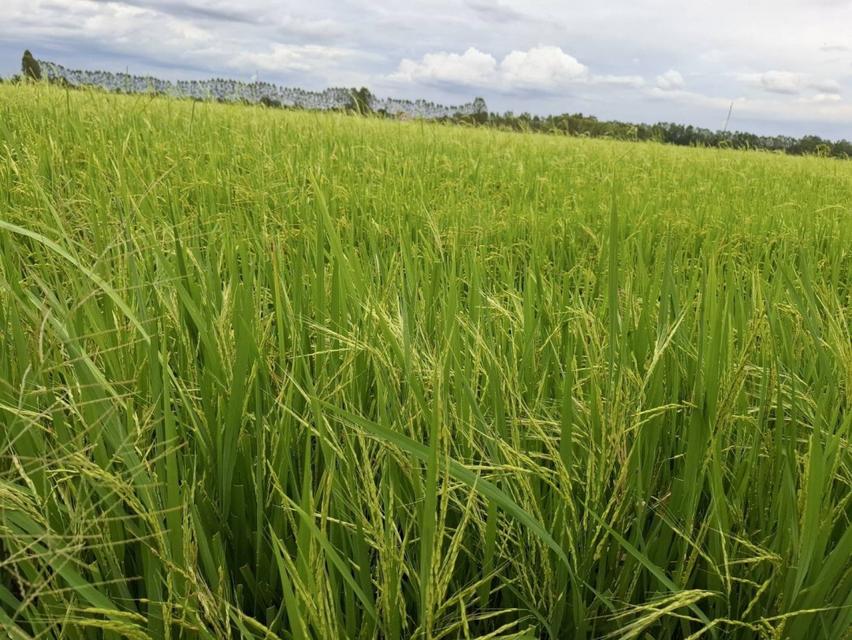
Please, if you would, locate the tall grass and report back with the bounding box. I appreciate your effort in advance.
[0,83,850,639]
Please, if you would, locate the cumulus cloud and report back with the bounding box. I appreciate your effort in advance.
[389,45,650,92]
[747,70,803,94]
[500,46,589,89]
[808,78,841,94]
[656,69,684,91]
[738,70,843,97]
[392,48,498,86]
[232,43,354,73]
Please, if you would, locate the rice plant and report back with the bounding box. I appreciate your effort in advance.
[0,83,849,639]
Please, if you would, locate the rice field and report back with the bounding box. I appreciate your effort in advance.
[0,83,850,639]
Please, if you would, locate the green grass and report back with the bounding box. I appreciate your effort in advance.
[0,83,850,639]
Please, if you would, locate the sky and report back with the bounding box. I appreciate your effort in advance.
[2,0,851,139]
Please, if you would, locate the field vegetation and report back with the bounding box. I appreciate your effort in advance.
[0,84,850,639]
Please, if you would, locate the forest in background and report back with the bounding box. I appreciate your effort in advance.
[11,49,852,158]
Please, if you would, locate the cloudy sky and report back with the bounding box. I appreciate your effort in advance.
[2,0,851,138]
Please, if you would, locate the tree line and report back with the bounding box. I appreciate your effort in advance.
[470,111,852,159]
[8,50,850,159]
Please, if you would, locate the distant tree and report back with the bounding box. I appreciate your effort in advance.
[21,50,41,81]
[471,97,488,124]
[831,139,852,159]
[348,87,373,115]
[259,95,281,108]
[790,135,827,156]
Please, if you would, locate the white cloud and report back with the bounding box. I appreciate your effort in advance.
[499,46,588,89]
[737,70,843,98]
[232,44,353,73]
[656,69,684,91]
[747,70,803,94]
[807,78,841,94]
[389,45,650,92]
[391,47,498,86]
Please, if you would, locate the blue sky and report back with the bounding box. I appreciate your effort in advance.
[2,0,851,138]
